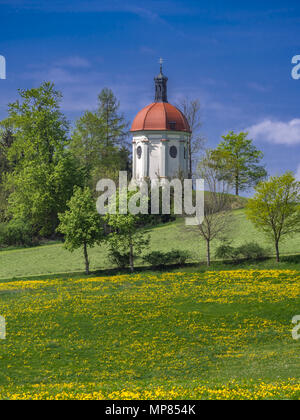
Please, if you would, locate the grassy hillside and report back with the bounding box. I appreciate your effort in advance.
[0,270,299,399]
[0,209,300,280]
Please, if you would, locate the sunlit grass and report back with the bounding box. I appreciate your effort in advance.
[0,270,299,400]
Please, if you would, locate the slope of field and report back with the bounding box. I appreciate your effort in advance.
[0,209,300,279]
[0,270,299,400]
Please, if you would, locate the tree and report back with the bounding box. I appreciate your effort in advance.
[213,131,267,196]
[7,82,68,165]
[4,82,83,235]
[97,88,128,148]
[246,172,300,262]
[177,97,205,178]
[57,186,105,275]
[0,120,15,221]
[70,88,130,186]
[197,150,232,266]
[105,190,150,272]
[0,120,15,177]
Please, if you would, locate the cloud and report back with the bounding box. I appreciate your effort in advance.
[54,56,91,68]
[247,119,300,145]
[22,67,85,84]
[247,82,269,93]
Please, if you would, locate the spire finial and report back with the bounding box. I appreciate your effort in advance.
[154,59,168,102]
[159,57,164,74]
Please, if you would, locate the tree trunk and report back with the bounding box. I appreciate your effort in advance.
[275,241,280,263]
[129,241,134,273]
[188,137,192,179]
[83,242,90,275]
[235,178,239,196]
[206,239,211,266]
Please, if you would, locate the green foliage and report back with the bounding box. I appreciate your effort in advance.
[237,242,267,260]
[215,241,238,261]
[3,82,83,236]
[57,186,105,274]
[212,131,267,195]
[0,120,15,179]
[7,82,68,165]
[143,249,190,267]
[0,219,35,247]
[1,210,300,279]
[70,88,130,186]
[246,172,300,262]
[97,88,128,147]
[215,240,267,262]
[107,247,131,269]
[0,120,15,221]
[6,155,82,236]
[105,190,150,272]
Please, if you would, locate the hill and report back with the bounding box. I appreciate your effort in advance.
[0,208,300,279]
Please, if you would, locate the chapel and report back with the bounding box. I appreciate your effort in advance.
[130,62,191,181]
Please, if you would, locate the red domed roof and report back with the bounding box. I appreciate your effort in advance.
[131,102,191,133]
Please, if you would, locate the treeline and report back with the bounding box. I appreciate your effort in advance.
[1,82,300,273]
[0,82,131,242]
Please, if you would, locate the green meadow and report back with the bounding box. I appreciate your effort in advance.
[1,209,300,280]
[0,270,299,399]
[0,210,300,400]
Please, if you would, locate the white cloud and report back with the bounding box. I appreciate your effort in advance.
[247,82,269,93]
[247,119,300,145]
[54,56,91,69]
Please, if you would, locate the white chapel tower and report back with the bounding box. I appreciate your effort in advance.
[131,62,191,181]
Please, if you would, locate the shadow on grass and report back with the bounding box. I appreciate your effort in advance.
[281,254,300,264]
[2,253,299,283]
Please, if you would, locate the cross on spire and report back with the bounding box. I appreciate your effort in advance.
[159,57,164,74]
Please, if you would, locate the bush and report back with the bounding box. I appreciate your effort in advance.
[143,249,190,267]
[215,242,238,261]
[0,219,35,247]
[215,240,267,262]
[237,242,267,260]
[107,248,130,269]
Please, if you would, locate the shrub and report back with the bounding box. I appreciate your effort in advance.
[107,248,131,269]
[237,242,267,260]
[167,250,190,265]
[143,249,190,267]
[215,242,238,261]
[215,240,267,262]
[0,219,35,247]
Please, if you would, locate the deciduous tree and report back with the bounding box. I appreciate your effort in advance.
[213,131,267,196]
[4,82,82,235]
[197,150,232,266]
[177,97,205,179]
[246,172,300,262]
[57,186,105,275]
[105,190,150,272]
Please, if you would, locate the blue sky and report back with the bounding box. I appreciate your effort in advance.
[1,0,300,184]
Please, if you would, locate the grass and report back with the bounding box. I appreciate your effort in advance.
[0,207,299,399]
[0,270,299,399]
[0,209,300,280]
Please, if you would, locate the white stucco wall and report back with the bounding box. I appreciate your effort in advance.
[132,130,190,181]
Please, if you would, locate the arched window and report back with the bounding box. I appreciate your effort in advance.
[137,146,142,159]
[169,145,177,159]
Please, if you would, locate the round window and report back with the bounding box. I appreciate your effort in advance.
[169,145,177,159]
[137,146,142,159]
